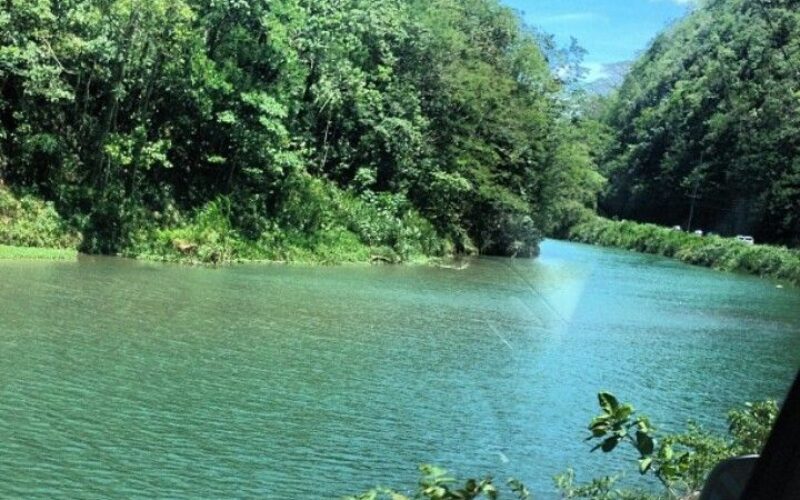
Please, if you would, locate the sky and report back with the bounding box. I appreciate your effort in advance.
[501,0,695,81]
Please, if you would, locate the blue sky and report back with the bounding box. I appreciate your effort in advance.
[502,0,695,80]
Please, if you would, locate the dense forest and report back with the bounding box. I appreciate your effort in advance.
[1,0,799,263]
[599,0,800,246]
[0,0,601,262]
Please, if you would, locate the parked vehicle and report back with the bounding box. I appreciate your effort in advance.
[736,235,755,245]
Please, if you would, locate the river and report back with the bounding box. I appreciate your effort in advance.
[1,240,798,498]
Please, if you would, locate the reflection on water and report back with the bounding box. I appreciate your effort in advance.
[0,240,798,498]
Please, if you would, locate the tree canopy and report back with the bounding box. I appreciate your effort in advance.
[0,0,601,261]
[600,0,800,246]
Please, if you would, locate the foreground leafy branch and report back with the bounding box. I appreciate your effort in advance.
[347,395,778,500]
[585,393,778,498]
[587,392,690,495]
[345,465,530,500]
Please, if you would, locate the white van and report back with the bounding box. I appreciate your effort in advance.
[736,235,755,245]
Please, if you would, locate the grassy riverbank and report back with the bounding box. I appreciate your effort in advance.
[0,188,81,261]
[0,245,77,261]
[123,187,453,265]
[569,217,800,286]
[0,186,452,265]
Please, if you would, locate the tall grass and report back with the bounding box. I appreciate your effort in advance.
[0,188,81,249]
[0,245,77,260]
[128,177,453,265]
[569,217,800,286]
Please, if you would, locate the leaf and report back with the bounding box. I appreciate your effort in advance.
[636,416,652,433]
[216,110,237,124]
[635,430,655,456]
[507,478,530,500]
[589,415,609,428]
[601,437,619,452]
[588,416,609,437]
[598,392,620,414]
[615,404,633,421]
[638,457,653,474]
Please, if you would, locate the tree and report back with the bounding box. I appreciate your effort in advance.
[600,0,800,246]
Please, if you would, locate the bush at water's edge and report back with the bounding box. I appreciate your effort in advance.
[0,187,81,260]
[0,183,468,265]
[0,187,81,250]
[123,178,458,265]
[0,178,549,265]
[346,395,778,500]
[568,216,800,286]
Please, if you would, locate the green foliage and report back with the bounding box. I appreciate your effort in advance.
[133,197,248,264]
[348,394,777,500]
[570,217,800,286]
[540,110,609,239]
[0,244,77,260]
[128,185,448,264]
[728,400,779,455]
[0,0,600,262]
[0,187,80,249]
[345,465,531,500]
[586,392,693,494]
[600,0,800,246]
[583,392,779,498]
[554,469,656,500]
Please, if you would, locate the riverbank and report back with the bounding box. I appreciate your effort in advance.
[120,195,455,265]
[0,186,457,265]
[126,228,435,266]
[0,189,81,261]
[0,245,77,261]
[568,217,800,286]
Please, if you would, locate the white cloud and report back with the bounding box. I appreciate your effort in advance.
[582,62,610,83]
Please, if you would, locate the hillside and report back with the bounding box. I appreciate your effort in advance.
[0,0,601,262]
[600,0,800,246]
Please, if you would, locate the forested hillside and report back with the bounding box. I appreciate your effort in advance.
[600,0,800,246]
[0,0,601,262]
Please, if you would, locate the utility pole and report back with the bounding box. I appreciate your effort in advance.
[687,178,700,232]
[686,151,704,232]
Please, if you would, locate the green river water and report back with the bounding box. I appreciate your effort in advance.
[1,240,798,498]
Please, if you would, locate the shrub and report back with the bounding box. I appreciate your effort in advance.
[346,394,778,500]
[127,178,454,265]
[569,217,800,286]
[584,392,778,498]
[0,188,81,249]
